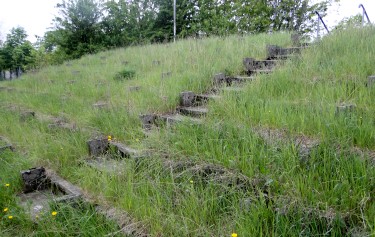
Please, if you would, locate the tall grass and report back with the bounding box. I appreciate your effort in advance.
[0,29,374,236]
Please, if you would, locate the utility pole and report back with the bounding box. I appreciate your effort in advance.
[173,0,176,42]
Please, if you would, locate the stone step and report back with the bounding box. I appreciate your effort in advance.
[0,136,14,152]
[195,94,222,103]
[227,76,256,84]
[213,73,256,86]
[243,58,279,72]
[177,106,208,117]
[180,91,220,107]
[109,141,143,159]
[367,75,375,87]
[221,86,245,92]
[251,69,273,75]
[87,138,142,159]
[19,167,82,219]
[266,45,303,60]
[158,114,202,126]
[85,157,127,174]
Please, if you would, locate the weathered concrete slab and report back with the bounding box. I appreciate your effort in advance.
[21,167,49,193]
[161,71,172,79]
[214,73,255,86]
[0,86,16,92]
[253,127,319,161]
[93,101,109,109]
[19,167,82,219]
[195,94,221,104]
[85,156,128,174]
[213,73,226,85]
[87,138,109,156]
[243,58,278,71]
[177,106,208,117]
[180,91,196,107]
[158,114,202,126]
[48,122,78,131]
[0,144,14,153]
[128,86,141,92]
[109,141,142,159]
[367,75,375,87]
[266,45,302,60]
[335,103,356,116]
[94,205,150,237]
[20,111,35,121]
[220,87,244,93]
[152,60,161,65]
[139,114,157,130]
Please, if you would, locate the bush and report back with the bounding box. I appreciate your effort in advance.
[114,69,135,81]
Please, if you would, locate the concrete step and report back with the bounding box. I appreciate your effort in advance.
[159,114,202,126]
[87,138,142,159]
[195,94,221,103]
[221,86,245,92]
[213,73,256,86]
[243,58,279,72]
[251,69,273,75]
[85,156,127,174]
[20,167,81,219]
[266,45,303,60]
[180,91,220,107]
[109,141,142,159]
[177,106,208,117]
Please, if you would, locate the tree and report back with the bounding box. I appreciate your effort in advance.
[51,0,105,58]
[0,27,36,78]
[333,14,362,32]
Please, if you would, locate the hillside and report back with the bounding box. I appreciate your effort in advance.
[0,28,374,236]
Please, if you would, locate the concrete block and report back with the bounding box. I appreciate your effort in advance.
[335,104,356,116]
[213,73,226,85]
[139,114,157,130]
[180,91,196,107]
[367,75,375,87]
[21,167,49,193]
[87,138,109,156]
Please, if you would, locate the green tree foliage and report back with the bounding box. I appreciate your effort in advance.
[52,0,105,59]
[0,27,36,78]
[38,0,331,64]
[334,14,362,32]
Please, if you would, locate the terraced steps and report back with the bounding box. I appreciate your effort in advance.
[18,167,149,236]
[19,167,82,219]
[220,86,244,92]
[0,136,14,153]
[159,113,202,126]
[266,45,305,60]
[177,106,208,117]
[213,73,255,86]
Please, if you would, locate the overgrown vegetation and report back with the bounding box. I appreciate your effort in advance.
[1,0,331,74]
[0,28,374,236]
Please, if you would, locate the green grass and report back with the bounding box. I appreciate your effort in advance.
[0,29,375,236]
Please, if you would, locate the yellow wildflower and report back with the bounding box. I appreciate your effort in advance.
[52,211,58,216]
[3,208,8,212]
[5,184,10,187]
[231,233,238,237]
[8,216,13,219]
[107,135,112,141]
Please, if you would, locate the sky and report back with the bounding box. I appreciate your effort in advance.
[0,0,374,43]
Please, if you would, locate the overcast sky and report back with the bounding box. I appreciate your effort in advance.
[0,0,374,43]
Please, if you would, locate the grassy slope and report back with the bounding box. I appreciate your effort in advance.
[0,29,374,236]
